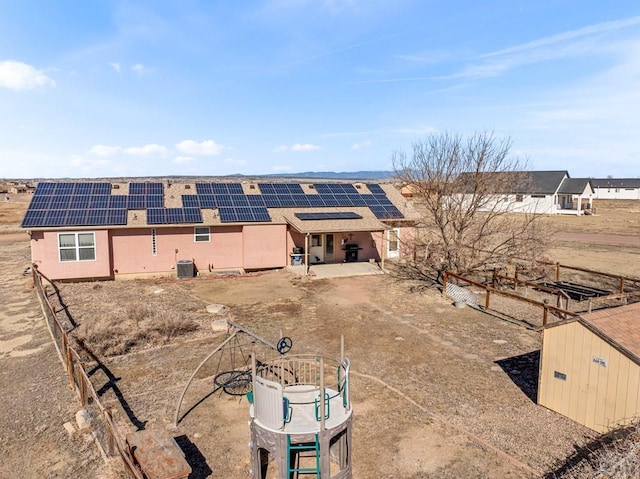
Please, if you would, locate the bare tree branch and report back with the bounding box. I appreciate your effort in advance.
[393,131,552,285]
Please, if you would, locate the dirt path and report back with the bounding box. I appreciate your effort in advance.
[556,232,640,247]
[0,238,102,479]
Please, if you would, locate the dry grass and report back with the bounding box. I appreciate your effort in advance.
[548,421,640,478]
[50,279,209,357]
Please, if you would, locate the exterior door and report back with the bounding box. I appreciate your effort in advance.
[309,234,324,263]
[387,228,400,259]
[324,234,335,262]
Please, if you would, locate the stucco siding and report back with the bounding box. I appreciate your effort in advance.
[539,320,640,433]
[30,229,112,280]
[243,224,287,269]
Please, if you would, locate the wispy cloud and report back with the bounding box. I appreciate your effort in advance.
[351,139,372,150]
[91,144,122,156]
[396,50,450,64]
[482,16,640,59]
[110,62,121,73]
[70,155,109,172]
[0,60,55,90]
[176,139,227,155]
[124,144,168,156]
[131,63,145,74]
[274,143,321,152]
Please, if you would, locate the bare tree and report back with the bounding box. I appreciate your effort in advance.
[393,131,553,284]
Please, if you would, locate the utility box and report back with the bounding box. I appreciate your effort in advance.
[176,260,194,278]
[126,429,191,479]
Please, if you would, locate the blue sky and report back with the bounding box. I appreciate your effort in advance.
[1,1,639,179]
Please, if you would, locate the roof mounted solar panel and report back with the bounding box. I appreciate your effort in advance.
[196,183,213,195]
[258,183,276,194]
[89,195,109,209]
[106,209,127,225]
[66,209,88,225]
[92,183,112,195]
[247,195,266,207]
[127,195,146,209]
[74,183,93,195]
[146,195,164,208]
[55,183,75,195]
[29,195,52,209]
[251,207,271,222]
[69,195,90,209]
[183,207,203,223]
[227,183,244,195]
[108,195,127,209]
[165,208,185,223]
[146,208,165,224]
[21,209,46,227]
[218,207,238,223]
[199,194,216,208]
[34,182,56,195]
[294,212,363,220]
[87,209,108,225]
[182,195,200,208]
[211,183,228,195]
[230,195,250,207]
[45,210,67,226]
[366,183,384,194]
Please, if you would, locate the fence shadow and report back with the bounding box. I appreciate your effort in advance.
[75,338,147,431]
[494,350,540,403]
[174,435,213,479]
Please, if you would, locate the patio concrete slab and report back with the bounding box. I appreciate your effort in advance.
[287,261,384,279]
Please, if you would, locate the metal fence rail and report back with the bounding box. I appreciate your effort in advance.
[31,265,143,479]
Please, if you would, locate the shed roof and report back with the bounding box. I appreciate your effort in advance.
[581,302,640,361]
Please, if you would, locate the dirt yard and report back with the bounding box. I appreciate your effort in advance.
[1,194,639,478]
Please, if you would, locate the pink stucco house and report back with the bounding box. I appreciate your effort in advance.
[22,180,417,281]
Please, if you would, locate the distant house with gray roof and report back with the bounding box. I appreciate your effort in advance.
[591,178,640,200]
[456,170,594,215]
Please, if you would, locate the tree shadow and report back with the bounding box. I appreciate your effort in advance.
[174,435,213,479]
[494,350,540,403]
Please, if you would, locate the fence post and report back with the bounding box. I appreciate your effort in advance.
[543,306,548,326]
[485,289,491,310]
[620,276,625,295]
[555,263,560,282]
[442,272,448,297]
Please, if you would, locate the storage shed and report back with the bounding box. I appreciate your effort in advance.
[538,302,640,433]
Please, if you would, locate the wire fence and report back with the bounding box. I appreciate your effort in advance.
[32,265,143,479]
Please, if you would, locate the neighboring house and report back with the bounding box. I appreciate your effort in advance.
[538,302,640,433]
[457,170,594,215]
[591,178,640,200]
[21,180,416,281]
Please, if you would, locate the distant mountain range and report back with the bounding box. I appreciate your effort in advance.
[228,170,394,180]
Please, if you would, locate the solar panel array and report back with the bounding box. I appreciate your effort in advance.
[294,212,363,221]
[191,182,403,223]
[22,181,404,228]
[147,207,203,225]
[22,182,129,227]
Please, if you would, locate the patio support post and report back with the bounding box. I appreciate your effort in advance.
[305,233,310,276]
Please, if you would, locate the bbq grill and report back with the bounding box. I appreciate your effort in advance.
[343,243,360,263]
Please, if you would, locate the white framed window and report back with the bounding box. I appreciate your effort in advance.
[194,226,210,242]
[58,232,96,262]
[151,228,157,255]
[311,234,322,247]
